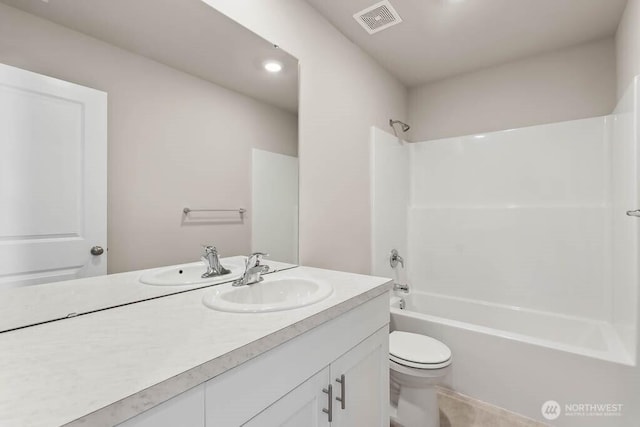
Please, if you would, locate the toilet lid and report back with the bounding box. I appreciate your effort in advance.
[389,331,451,366]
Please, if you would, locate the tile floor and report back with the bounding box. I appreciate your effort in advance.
[391,387,548,427]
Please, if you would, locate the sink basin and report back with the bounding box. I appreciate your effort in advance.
[202,276,333,313]
[139,259,244,286]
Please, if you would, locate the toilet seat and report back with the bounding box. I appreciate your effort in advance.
[389,331,452,370]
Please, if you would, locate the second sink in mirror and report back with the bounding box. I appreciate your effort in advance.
[139,258,245,286]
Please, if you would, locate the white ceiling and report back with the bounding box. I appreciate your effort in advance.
[305,0,628,87]
[1,0,299,113]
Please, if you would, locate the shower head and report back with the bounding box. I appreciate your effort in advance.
[389,119,410,132]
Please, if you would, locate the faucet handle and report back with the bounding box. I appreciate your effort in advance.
[390,249,404,269]
[202,245,218,254]
[247,252,269,267]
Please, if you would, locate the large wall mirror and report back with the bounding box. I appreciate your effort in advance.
[0,0,299,332]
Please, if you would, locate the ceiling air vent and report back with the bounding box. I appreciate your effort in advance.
[353,0,403,35]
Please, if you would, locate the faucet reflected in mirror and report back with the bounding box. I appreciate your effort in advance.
[200,246,231,278]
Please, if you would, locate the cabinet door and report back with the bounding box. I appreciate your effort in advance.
[331,326,389,427]
[243,367,331,427]
[116,384,205,427]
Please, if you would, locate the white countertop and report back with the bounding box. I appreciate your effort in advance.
[0,266,391,427]
[0,257,295,333]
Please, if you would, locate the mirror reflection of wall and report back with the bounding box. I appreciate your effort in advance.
[0,0,299,285]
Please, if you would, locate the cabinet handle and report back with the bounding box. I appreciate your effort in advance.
[322,384,333,422]
[335,374,346,409]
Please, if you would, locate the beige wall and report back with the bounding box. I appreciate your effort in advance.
[204,0,407,274]
[408,39,617,141]
[616,0,640,98]
[0,3,298,273]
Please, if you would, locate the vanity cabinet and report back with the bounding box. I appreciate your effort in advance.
[118,293,389,427]
[330,327,388,426]
[243,327,388,426]
[243,367,330,426]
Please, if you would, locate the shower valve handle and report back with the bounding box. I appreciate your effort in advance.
[390,249,404,268]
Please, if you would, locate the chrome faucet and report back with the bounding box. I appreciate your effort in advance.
[201,246,231,278]
[233,252,270,286]
[393,283,409,293]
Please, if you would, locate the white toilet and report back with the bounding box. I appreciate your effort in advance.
[389,331,452,427]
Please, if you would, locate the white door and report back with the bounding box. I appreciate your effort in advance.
[0,63,107,288]
[243,367,331,427]
[331,327,389,426]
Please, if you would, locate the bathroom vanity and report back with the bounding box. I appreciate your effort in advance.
[0,266,391,426]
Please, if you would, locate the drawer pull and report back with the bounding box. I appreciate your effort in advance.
[335,374,346,409]
[322,384,333,422]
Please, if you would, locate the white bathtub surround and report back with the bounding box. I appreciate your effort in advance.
[373,76,640,425]
[404,78,639,365]
[0,266,391,426]
[373,77,640,364]
[609,77,639,362]
[408,117,610,321]
[374,115,635,363]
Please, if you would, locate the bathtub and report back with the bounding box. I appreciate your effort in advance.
[389,291,639,425]
[390,291,633,366]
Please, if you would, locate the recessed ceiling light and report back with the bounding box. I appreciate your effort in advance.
[264,61,283,73]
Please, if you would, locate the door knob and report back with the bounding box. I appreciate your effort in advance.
[90,246,105,256]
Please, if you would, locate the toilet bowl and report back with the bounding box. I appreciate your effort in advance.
[389,331,452,427]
